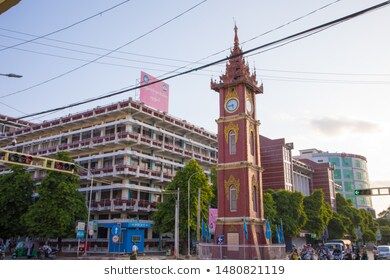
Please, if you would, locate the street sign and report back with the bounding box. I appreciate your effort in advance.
[88,229,94,236]
[112,235,120,243]
[112,224,121,235]
[77,222,85,231]
[76,230,85,240]
[217,235,224,245]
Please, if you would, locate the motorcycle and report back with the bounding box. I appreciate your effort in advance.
[301,251,313,260]
[38,246,59,259]
[0,246,5,260]
[333,252,343,260]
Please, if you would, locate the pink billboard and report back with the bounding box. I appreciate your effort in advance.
[140,71,169,113]
[208,208,218,234]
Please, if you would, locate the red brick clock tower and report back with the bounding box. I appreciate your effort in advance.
[211,26,267,259]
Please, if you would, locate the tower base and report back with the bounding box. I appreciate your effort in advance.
[213,217,270,260]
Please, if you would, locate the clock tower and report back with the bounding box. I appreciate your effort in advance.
[211,25,267,259]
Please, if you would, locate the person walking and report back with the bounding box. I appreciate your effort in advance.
[130,243,138,260]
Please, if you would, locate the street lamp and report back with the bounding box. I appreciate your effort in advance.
[84,173,94,256]
[0,73,23,78]
[161,188,180,259]
[187,171,201,257]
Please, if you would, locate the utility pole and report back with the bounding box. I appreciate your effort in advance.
[174,188,180,259]
[196,188,201,242]
[84,175,94,255]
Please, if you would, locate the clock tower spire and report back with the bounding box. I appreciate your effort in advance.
[211,25,267,259]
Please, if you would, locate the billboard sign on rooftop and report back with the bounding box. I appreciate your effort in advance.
[140,71,169,113]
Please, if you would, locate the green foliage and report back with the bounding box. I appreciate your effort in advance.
[378,206,390,219]
[0,166,34,238]
[328,212,348,239]
[335,193,361,239]
[358,209,378,242]
[303,190,332,237]
[23,152,87,238]
[378,225,390,244]
[335,193,379,242]
[271,190,307,237]
[209,166,217,208]
[263,191,276,224]
[151,160,214,246]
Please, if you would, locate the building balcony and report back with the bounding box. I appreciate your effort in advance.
[2,99,217,145]
[79,165,175,182]
[21,130,217,165]
[89,198,158,213]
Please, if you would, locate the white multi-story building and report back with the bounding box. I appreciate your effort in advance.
[0,98,218,253]
[0,114,32,135]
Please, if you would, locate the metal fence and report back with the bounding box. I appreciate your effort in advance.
[198,243,286,260]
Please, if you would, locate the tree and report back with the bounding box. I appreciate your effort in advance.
[0,166,34,238]
[335,193,361,240]
[303,190,332,237]
[23,152,87,241]
[271,190,307,238]
[209,166,217,208]
[152,159,213,253]
[328,212,348,239]
[378,206,390,219]
[358,209,378,242]
[263,191,277,224]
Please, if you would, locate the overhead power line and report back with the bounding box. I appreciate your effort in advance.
[0,33,209,70]
[0,1,342,69]
[15,0,390,120]
[0,27,195,64]
[156,0,343,80]
[0,100,26,114]
[0,0,341,99]
[0,43,214,76]
[256,68,390,77]
[0,0,208,99]
[0,0,133,52]
[0,0,342,108]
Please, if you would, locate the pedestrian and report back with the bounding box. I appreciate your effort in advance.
[290,248,300,260]
[361,245,368,260]
[130,243,138,260]
[344,244,353,260]
[5,239,10,254]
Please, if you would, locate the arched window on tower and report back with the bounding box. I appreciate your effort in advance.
[230,186,237,211]
[250,131,255,156]
[252,185,258,212]
[228,130,236,155]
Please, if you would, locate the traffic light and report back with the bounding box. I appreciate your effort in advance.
[354,189,371,196]
[0,149,76,174]
[8,153,33,164]
[54,161,76,172]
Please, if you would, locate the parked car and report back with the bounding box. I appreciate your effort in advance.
[375,245,390,260]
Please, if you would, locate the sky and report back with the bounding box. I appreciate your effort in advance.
[0,0,389,214]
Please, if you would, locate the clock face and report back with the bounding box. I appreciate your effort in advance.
[246,99,253,114]
[225,98,239,112]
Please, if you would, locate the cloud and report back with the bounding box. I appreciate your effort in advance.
[310,117,380,135]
